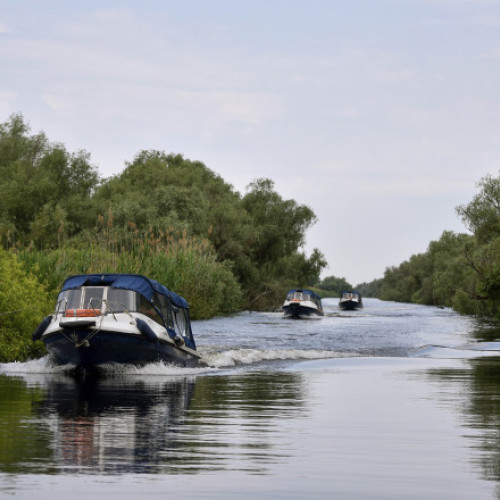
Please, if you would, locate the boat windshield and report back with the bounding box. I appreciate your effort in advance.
[55,287,139,313]
[107,288,138,312]
[55,286,167,325]
[56,287,103,311]
[287,291,313,302]
[174,308,189,335]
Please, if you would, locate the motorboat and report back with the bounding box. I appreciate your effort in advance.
[339,290,363,310]
[32,274,201,369]
[282,289,324,318]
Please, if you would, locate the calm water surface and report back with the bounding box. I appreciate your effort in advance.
[3,298,500,499]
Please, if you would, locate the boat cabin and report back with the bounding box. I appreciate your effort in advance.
[285,289,322,308]
[55,274,195,349]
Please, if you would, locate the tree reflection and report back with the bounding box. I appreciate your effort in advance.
[428,357,500,491]
[471,318,500,343]
[466,358,500,484]
[0,375,53,473]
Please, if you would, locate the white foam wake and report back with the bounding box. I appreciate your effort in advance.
[0,356,65,374]
[0,356,214,378]
[0,349,342,376]
[198,347,343,368]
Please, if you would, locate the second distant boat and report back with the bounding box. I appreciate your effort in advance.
[339,290,363,310]
[282,289,324,318]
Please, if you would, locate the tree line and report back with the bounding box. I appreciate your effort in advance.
[360,172,500,318]
[5,111,498,362]
[0,113,327,361]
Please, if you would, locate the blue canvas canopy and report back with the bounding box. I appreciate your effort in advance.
[62,274,189,309]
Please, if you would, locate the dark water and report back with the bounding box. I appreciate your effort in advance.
[3,298,500,498]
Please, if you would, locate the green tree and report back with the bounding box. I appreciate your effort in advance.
[0,248,50,361]
[377,231,472,307]
[0,114,100,249]
[457,172,500,244]
[455,172,500,317]
[355,278,383,298]
[317,275,353,294]
[93,150,254,267]
[241,178,323,287]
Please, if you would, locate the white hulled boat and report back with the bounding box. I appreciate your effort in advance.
[33,274,201,370]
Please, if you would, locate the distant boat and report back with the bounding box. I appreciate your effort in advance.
[282,289,324,318]
[32,274,201,370]
[339,290,363,310]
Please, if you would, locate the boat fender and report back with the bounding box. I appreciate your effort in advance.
[136,318,158,343]
[166,327,177,340]
[32,315,52,341]
[164,326,182,345]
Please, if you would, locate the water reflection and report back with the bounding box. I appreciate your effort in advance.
[0,370,306,475]
[467,358,500,485]
[427,357,500,489]
[37,374,195,474]
[472,319,500,344]
[0,376,52,474]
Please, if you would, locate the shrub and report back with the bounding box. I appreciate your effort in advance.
[0,249,51,361]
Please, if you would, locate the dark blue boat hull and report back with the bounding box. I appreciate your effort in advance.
[43,329,199,368]
[339,300,363,310]
[283,303,323,318]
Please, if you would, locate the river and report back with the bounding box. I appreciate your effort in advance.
[2,298,500,499]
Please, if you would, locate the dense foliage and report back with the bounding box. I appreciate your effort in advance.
[0,114,327,360]
[316,275,353,295]
[0,248,49,362]
[363,171,500,318]
[0,114,101,249]
[355,278,383,298]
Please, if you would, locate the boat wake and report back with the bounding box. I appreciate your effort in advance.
[0,348,347,378]
[411,342,500,359]
[0,356,211,378]
[198,347,349,368]
[0,356,68,374]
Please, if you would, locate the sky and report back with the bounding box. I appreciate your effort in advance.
[1,0,500,285]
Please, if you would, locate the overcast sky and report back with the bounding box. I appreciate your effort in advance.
[1,0,499,285]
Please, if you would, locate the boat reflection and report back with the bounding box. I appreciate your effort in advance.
[1,370,307,475]
[36,374,196,473]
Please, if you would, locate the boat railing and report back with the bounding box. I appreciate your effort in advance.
[88,297,104,315]
[101,299,136,323]
[56,297,68,314]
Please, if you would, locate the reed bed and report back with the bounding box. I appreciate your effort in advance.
[19,215,243,320]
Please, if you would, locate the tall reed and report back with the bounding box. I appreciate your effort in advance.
[20,214,243,319]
